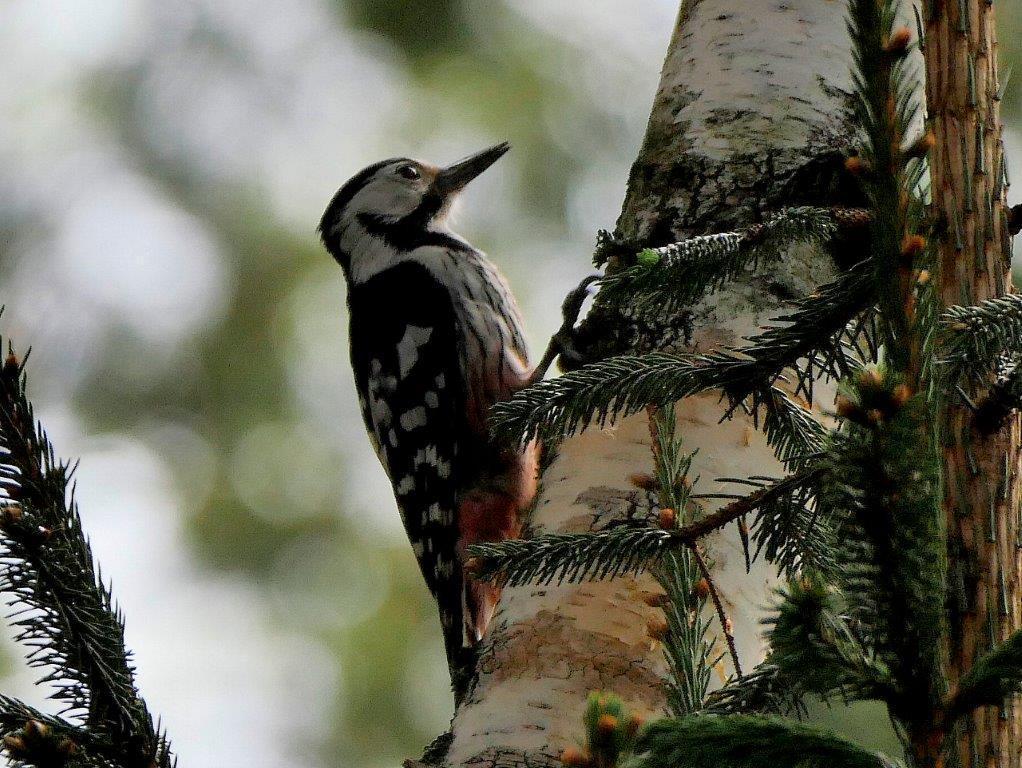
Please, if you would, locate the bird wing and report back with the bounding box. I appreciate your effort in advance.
[347,261,469,667]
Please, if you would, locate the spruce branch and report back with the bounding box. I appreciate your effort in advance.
[833,0,949,733]
[633,715,895,768]
[0,343,174,768]
[570,693,644,768]
[696,466,834,575]
[598,207,869,316]
[0,696,94,768]
[700,664,806,717]
[687,543,742,678]
[765,574,894,702]
[467,469,824,587]
[822,369,945,717]
[946,629,1022,721]
[973,353,1022,434]
[0,695,157,768]
[467,527,673,588]
[491,261,874,448]
[938,294,1022,384]
[847,0,928,381]
[753,387,828,468]
[657,550,719,718]
[646,407,721,717]
[686,466,825,547]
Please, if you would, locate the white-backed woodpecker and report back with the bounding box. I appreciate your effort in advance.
[318,143,539,702]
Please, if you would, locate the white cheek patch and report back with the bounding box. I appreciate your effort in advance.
[342,221,401,285]
[397,325,434,377]
[355,180,422,220]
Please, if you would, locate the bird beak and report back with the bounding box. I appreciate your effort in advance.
[434,142,510,197]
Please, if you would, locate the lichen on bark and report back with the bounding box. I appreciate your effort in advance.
[440,2,890,765]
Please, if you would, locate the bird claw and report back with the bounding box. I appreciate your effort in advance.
[529,274,601,384]
[561,275,600,320]
[553,334,587,373]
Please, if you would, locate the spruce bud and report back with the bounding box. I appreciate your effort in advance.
[658,508,677,529]
[884,27,912,55]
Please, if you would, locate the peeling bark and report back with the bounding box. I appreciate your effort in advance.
[444,2,881,764]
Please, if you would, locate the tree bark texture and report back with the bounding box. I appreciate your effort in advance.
[926,2,1021,766]
[445,2,883,765]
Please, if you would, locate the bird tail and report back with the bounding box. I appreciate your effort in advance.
[443,492,518,704]
[465,579,500,643]
[446,444,537,703]
[441,589,478,706]
[442,578,500,706]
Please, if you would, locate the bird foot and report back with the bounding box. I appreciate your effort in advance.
[528,275,601,384]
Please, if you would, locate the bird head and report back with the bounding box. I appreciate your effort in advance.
[319,142,510,272]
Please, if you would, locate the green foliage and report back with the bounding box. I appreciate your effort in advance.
[0,346,173,767]
[747,370,947,736]
[947,629,1022,720]
[0,698,120,768]
[635,249,661,267]
[598,207,840,317]
[938,294,1022,384]
[765,575,892,702]
[846,0,927,372]
[658,550,719,717]
[338,0,472,62]
[491,262,873,449]
[757,387,830,468]
[468,467,831,589]
[582,693,643,768]
[468,528,673,587]
[632,715,894,768]
[700,664,806,717]
[720,467,833,575]
[822,369,946,719]
[647,408,719,716]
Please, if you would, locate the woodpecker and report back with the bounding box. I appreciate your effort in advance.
[319,143,540,702]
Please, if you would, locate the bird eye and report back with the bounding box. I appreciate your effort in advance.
[397,164,421,180]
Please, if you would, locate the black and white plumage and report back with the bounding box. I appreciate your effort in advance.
[318,144,538,701]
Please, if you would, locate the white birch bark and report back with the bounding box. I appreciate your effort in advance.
[444,2,869,766]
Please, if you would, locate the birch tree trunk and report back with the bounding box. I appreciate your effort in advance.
[444,3,877,765]
[925,3,1022,765]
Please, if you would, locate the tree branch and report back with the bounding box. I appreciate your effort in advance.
[0,342,173,768]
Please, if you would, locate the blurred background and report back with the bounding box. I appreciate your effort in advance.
[0,2,1018,767]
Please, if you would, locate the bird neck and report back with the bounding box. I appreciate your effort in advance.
[338,212,474,287]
